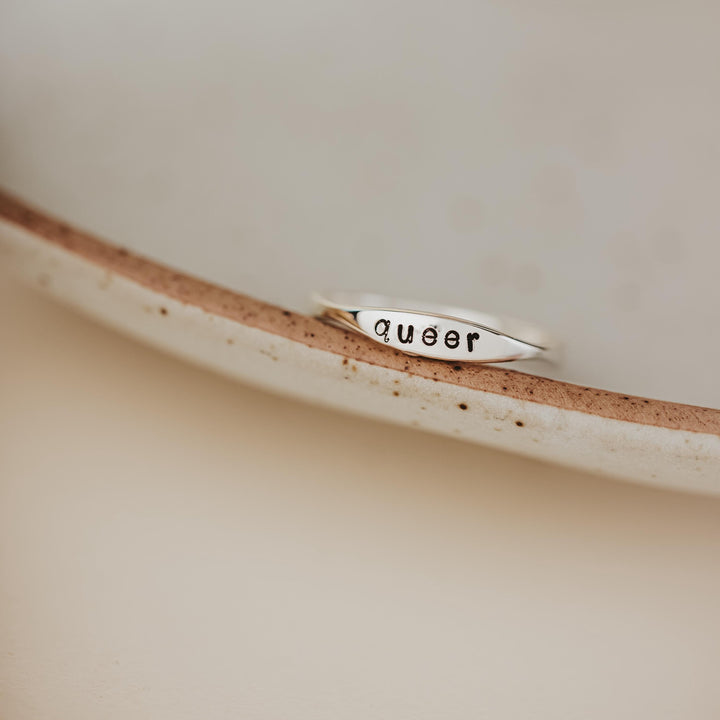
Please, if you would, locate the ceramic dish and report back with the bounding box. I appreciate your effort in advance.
[4,0,720,493]
[2,189,719,494]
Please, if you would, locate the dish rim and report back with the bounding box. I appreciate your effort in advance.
[1,186,718,437]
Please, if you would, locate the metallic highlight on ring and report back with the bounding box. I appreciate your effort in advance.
[312,291,558,364]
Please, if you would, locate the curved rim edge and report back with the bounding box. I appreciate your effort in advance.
[1,186,718,437]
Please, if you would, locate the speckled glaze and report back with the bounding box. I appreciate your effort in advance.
[1,189,719,493]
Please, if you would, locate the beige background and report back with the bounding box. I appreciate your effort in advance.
[3,276,720,718]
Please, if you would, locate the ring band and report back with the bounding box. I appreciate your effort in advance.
[312,291,557,364]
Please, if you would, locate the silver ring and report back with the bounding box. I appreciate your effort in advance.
[312,291,558,364]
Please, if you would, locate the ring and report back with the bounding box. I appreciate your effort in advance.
[312,291,557,364]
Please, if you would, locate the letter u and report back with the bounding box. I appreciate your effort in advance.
[397,324,414,344]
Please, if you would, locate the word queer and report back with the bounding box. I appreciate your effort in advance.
[374,319,481,352]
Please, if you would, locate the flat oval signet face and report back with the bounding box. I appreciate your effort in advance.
[353,309,537,362]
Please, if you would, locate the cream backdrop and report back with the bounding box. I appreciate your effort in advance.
[2,275,720,719]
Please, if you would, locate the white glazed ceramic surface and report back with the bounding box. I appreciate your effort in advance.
[2,1,720,493]
[2,0,720,408]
